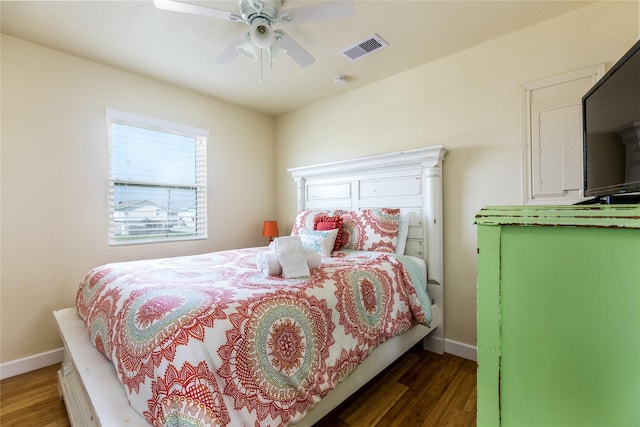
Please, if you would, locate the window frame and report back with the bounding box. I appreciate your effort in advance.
[106,109,208,246]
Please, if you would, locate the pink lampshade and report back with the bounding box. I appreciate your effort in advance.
[262,220,279,242]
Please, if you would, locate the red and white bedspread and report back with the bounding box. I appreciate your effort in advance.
[76,247,432,427]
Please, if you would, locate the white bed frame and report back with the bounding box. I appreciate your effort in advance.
[54,145,448,427]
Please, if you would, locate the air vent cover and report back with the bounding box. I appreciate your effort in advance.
[339,34,388,61]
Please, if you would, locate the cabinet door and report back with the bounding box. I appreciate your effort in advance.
[522,65,604,205]
[532,103,581,196]
[498,226,640,426]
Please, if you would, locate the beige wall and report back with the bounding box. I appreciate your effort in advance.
[2,0,639,367]
[0,35,275,363]
[275,1,640,347]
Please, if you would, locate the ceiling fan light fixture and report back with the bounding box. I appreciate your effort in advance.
[236,39,258,61]
[269,43,288,61]
[250,17,275,49]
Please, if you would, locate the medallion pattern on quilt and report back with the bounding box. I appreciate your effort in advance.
[115,285,232,393]
[87,287,122,361]
[233,270,314,289]
[326,348,367,389]
[145,361,230,427]
[216,290,335,425]
[333,263,395,346]
[76,266,119,320]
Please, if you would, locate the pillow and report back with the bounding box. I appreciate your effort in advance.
[290,210,329,236]
[341,208,401,253]
[395,213,410,255]
[313,215,344,252]
[298,228,339,257]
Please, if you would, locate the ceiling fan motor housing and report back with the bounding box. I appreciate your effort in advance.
[238,0,281,49]
[238,0,281,20]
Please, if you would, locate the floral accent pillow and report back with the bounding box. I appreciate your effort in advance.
[291,210,345,235]
[313,215,344,252]
[340,208,401,253]
[290,210,329,236]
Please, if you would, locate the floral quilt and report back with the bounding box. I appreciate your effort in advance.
[76,247,431,427]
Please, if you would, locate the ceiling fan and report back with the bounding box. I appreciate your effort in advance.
[154,0,354,68]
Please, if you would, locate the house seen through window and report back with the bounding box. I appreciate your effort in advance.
[107,109,208,245]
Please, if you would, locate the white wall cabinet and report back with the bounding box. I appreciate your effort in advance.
[522,64,605,205]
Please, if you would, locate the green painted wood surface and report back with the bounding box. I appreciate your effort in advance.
[476,225,502,425]
[476,205,640,426]
[476,204,640,228]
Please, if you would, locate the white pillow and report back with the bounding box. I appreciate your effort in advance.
[395,213,410,255]
[298,228,338,257]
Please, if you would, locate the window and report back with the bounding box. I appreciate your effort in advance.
[107,109,208,245]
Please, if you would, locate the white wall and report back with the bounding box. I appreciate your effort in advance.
[0,35,276,365]
[275,1,640,348]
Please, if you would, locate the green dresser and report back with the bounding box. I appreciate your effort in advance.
[476,205,640,426]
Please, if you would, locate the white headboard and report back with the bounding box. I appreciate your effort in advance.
[288,145,447,352]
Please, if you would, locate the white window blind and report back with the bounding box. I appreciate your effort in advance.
[107,109,208,245]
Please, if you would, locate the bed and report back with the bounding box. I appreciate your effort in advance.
[54,145,447,427]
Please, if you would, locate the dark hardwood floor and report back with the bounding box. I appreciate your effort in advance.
[0,346,476,426]
[317,347,477,427]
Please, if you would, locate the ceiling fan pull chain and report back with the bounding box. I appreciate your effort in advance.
[259,48,264,83]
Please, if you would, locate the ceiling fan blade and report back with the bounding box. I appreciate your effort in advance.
[281,0,354,23]
[154,0,239,21]
[217,32,251,64]
[274,29,315,68]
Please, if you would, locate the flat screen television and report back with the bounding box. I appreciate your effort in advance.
[582,38,640,203]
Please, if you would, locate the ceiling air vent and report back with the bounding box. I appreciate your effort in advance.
[339,34,388,61]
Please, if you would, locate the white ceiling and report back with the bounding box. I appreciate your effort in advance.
[1,0,593,116]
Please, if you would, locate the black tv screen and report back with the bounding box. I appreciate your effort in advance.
[582,38,640,199]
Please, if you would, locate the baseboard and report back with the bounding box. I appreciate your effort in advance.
[0,347,64,380]
[445,338,477,362]
[423,333,445,354]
